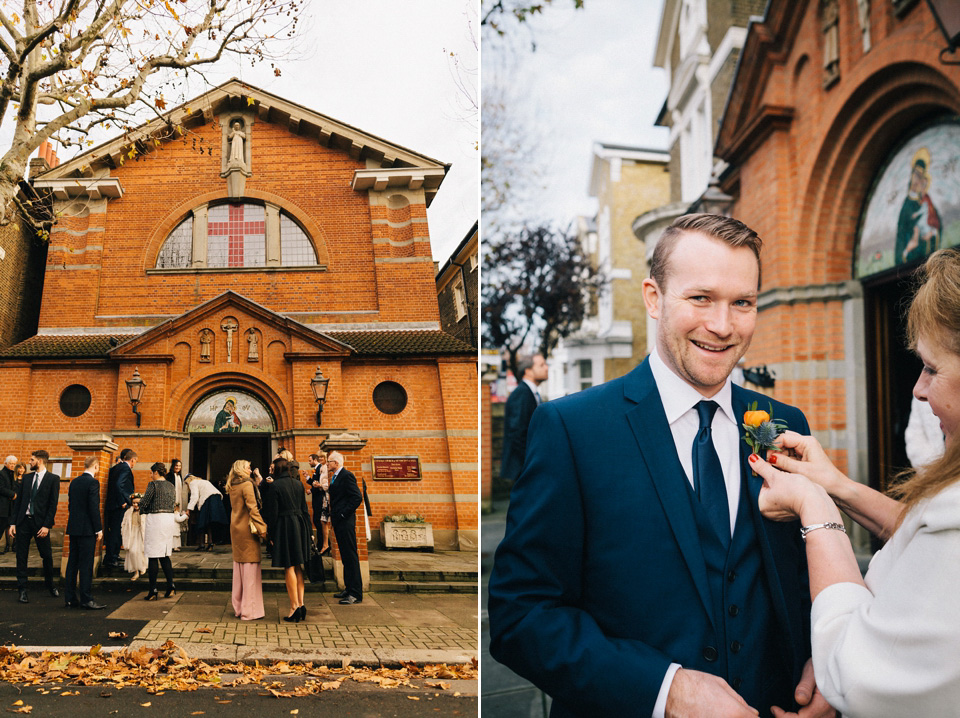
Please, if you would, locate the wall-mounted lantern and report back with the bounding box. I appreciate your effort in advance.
[125,367,146,427]
[311,367,331,427]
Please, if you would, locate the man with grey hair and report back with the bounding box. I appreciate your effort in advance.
[326,451,363,604]
[0,455,17,553]
[500,353,549,484]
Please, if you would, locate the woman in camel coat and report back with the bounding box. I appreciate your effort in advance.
[226,459,267,620]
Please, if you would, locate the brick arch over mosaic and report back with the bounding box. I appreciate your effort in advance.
[171,370,289,433]
[795,61,960,289]
[142,189,331,270]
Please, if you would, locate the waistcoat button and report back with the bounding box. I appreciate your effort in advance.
[731,640,742,653]
[727,570,737,582]
[728,604,740,617]
[703,646,719,662]
[732,677,743,690]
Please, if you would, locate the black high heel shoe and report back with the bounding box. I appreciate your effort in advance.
[145,589,158,601]
[164,585,176,598]
[297,605,306,621]
[282,610,301,623]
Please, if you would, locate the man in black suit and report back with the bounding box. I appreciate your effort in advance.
[103,448,136,569]
[500,353,548,483]
[64,456,105,610]
[10,449,60,603]
[326,451,363,604]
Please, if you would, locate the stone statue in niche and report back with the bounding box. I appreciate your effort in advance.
[199,329,213,362]
[227,120,246,169]
[821,0,839,87]
[246,329,259,362]
[857,0,871,53]
[221,319,238,364]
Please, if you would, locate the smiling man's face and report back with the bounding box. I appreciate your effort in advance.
[642,230,759,397]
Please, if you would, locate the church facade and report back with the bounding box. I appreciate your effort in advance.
[0,80,478,583]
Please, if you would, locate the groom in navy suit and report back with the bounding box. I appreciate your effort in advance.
[489,215,834,718]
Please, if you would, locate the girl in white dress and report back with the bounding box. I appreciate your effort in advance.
[121,493,147,580]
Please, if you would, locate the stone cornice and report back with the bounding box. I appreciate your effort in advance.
[758,281,862,311]
[32,177,123,200]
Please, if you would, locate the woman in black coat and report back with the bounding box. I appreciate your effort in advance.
[266,458,311,623]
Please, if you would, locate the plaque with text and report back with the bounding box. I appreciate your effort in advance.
[372,456,422,480]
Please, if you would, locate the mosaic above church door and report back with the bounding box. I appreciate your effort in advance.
[185,389,275,433]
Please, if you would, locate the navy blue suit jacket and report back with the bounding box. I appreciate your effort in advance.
[105,461,134,512]
[488,359,812,716]
[67,472,102,536]
[501,381,539,481]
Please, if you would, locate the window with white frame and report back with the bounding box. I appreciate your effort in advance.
[452,275,467,320]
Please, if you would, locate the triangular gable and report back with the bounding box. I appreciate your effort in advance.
[109,290,352,359]
[715,1,807,163]
[36,79,448,203]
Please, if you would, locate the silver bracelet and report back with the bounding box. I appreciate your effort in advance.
[800,522,846,540]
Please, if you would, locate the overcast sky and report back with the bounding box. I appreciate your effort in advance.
[5,0,479,264]
[485,0,669,227]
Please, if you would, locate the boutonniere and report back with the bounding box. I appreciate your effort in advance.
[742,401,788,454]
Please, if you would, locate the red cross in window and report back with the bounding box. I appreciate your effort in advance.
[207,204,266,267]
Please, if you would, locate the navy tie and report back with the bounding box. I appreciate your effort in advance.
[693,401,731,548]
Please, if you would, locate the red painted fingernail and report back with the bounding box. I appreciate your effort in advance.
[769,454,778,465]
[748,454,759,463]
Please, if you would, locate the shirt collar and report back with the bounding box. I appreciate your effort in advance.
[649,346,735,425]
[522,378,540,396]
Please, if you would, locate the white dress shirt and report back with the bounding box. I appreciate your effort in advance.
[522,378,542,404]
[648,346,742,718]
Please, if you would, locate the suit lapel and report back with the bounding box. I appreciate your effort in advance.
[624,360,715,630]
[732,387,795,657]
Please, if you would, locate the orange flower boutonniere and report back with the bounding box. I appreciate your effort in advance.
[742,401,788,453]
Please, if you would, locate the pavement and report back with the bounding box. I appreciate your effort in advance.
[0,544,479,671]
[481,499,552,718]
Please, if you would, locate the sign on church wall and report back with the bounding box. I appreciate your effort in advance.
[857,118,960,279]
[185,389,275,433]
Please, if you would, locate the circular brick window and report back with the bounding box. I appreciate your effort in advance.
[373,381,407,415]
[60,385,92,417]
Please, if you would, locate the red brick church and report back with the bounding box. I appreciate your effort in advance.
[0,80,478,586]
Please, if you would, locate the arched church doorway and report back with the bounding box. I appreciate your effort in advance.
[855,117,959,548]
[184,389,277,543]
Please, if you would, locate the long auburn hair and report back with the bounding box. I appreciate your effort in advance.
[891,248,960,523]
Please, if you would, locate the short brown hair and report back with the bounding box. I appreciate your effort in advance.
[31,449,49,462]
[84,455,99,470]
[649,213,762,290]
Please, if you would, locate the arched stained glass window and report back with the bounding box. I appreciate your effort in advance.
[155,202,320,269]
[156,216,193,268]
[207,203,266,268]
[280,214,318,266]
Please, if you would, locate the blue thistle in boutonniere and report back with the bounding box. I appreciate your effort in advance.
[742,401,788,454]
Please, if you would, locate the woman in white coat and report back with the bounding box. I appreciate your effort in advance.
[750,248,960,718]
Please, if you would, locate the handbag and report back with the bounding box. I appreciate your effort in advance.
[306,543,325,585]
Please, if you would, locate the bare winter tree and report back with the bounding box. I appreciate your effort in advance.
[482,223,605,378]
[0,0,301,227]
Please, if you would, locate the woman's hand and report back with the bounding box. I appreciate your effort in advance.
[750,453,840,525]
[770,431,849,499]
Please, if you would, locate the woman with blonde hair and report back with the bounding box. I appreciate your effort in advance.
[226,460,267,620]
[750,247,960,716]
